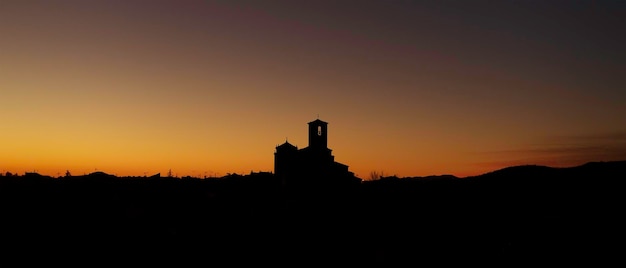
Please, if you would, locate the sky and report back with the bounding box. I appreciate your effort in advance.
[1,0,625,179]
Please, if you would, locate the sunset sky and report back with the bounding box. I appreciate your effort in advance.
[1,0,624,178]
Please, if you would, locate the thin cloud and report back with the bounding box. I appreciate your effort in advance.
[543,131,626,144]
[473,131,626,171]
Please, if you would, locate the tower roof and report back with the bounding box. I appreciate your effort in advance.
[308,118,328,125]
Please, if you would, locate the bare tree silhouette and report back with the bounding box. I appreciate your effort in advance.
[369,170,385,181]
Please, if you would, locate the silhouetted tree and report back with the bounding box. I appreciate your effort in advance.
[369,170,385,181]
[65,170,71,177]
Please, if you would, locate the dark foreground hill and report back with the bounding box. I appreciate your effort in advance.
[1,161,623,266]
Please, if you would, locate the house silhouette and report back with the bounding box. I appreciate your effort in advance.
[274,118,361,189]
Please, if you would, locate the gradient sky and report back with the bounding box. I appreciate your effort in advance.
[1,0,625,178]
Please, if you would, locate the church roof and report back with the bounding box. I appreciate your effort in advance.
[276,141,297,150]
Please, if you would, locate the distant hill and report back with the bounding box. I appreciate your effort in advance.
[468,160,625,178]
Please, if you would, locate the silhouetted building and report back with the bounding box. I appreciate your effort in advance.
[275,118,360,188]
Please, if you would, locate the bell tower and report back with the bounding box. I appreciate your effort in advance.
[308,119,328,150]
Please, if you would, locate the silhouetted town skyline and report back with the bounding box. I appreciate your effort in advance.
[2,154,623,265]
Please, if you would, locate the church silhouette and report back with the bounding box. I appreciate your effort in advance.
[274,118,361,188]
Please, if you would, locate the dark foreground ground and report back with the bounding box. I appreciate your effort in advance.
[1,161,623,266]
